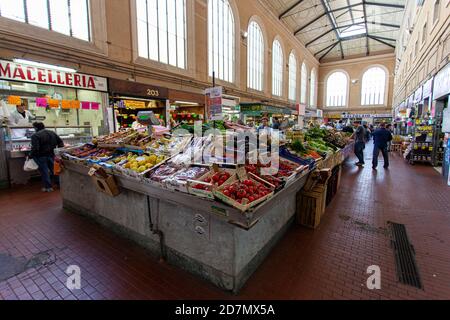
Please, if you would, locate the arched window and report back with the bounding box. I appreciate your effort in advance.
[288,52,297,101]
[300,62,308,104]
[208,0,235,83]
[272,40,283,96]
[310,68,317,107]
[361,67,387,105]
[247,21,264,91]
[0,0,90,41]
[326,72,348,107]
[137,0,187,69]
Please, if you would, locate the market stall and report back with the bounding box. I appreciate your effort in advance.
[58,125,354,292]
[240,103,293,128]
[109,79,169,130]
[0,59,109,187]
[168,89,206,126]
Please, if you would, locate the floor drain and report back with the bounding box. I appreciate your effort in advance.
[388,222,423,289]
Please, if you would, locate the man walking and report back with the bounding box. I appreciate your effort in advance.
[29,122,65,192]
[352,123,366,166]
[372,123,393,170]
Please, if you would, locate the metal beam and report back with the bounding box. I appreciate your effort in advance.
[346,0,355,23]
[368,35,395,48]
[362,0,369,56]
[370,34,397,42]
[367,21,400,28]
[306,23,364,47]
[319,41,340,61]
[365,2,405,9]
[319,0,344,59]
[294,2,363,35]
[314,41,340,56]
[279,0,305,19]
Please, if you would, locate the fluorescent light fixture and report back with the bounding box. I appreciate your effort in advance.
[174,101,199,106]
[13,59,77,73]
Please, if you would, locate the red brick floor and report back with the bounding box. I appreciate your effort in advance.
[1,143,450,300]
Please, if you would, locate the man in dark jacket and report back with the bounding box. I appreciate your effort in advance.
[29,122,64,192]
[352,123,366,166]
[372,123,393,170]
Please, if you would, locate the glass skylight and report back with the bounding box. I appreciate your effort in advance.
[338,24,367,38]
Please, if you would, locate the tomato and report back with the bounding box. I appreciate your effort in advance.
[204,177,211,183]
[248,196,255,203]
[212,174,220,182]
[223,190,231,197]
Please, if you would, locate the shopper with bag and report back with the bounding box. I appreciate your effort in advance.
[29,122,65,192]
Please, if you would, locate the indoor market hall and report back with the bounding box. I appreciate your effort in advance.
[0,0,450,305]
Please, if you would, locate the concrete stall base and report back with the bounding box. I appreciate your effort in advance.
[60,163,309,293]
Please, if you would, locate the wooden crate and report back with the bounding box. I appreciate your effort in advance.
[297,184,327,229]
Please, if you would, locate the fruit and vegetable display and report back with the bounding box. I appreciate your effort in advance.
[124,133,153,149]
[219,179,272,205]
[119,152,166,174]
[59,121,354,212]
[148,135,192,155]
[192,170,233,190]
[94,130,137,145]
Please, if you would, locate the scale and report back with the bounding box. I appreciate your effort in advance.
[137,111,161,136]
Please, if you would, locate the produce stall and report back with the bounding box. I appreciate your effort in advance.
[58,126,353,292]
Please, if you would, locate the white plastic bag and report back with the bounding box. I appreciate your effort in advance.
[24,158,39,172]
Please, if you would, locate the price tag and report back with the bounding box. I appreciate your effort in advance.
[212,163,220,172]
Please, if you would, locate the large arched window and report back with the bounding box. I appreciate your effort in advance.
[300,62,308,104]
[208,0,235,83]
[137,0,187,69]
[0,0,90,41]
[310,68,317,107]
[288,52,297,101]
[326,72,348,107]
[272,40,283,96]
[361,67,387,105]
[247,21,264,91]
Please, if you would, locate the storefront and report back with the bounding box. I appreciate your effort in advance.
[168,89,206,126]
[432,63,450,174]
[108,79,169,130]
[240,103,293,127]
[0,58,109,187]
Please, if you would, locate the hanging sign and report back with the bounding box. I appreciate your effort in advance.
[36,98,47,107]
[205,86,223,121]
[0,59,108,92]
[7,95,21,105]
[123,100,146,109]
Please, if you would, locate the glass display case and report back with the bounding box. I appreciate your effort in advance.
[3,126,93,158]
[0,125,93,186]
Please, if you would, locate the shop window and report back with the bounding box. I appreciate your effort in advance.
[247,20,264,91]
[361,67,387,106]
[272,40,283,97]
[136,0,187,69]
[208,0,235,83]
[288,52,297,101]
[300,62,307,104]
[0,0,91,41]
[310,68,317,107]
[326,71,348,107]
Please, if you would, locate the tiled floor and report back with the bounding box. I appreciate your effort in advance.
[1,143,450,300]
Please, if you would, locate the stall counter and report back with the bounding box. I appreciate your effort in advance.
[60,161,310,293]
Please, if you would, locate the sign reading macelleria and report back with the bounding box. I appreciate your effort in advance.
[0,60,108,92]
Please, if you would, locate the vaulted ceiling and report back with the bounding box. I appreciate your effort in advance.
[264,0,405,62]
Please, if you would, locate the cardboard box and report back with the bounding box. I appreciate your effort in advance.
[92,175,120,197]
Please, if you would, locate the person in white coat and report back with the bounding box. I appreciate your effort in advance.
[9,103,34,139]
